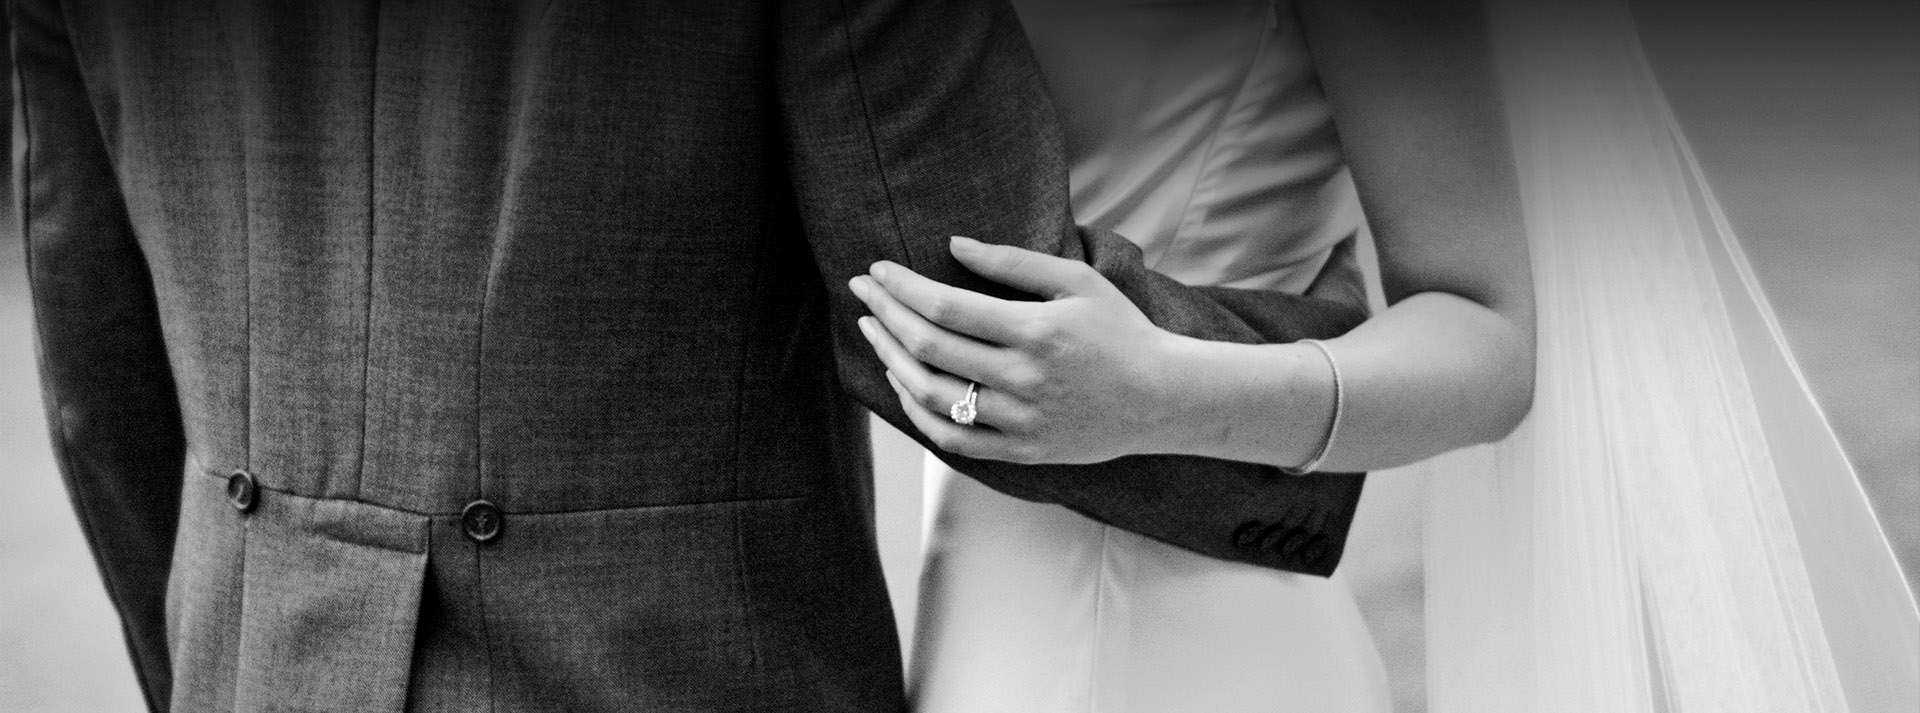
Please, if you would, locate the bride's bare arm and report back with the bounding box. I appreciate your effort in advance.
[1181,0,1536,470]
[854,0,1534,471]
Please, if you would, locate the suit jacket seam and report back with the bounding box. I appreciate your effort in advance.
[207,9,257,473]
[728,210,776,502]
[188,469,818,517]
[830,0,919,272]
[351,0,382,503]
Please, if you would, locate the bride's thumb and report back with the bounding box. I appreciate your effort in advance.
[949,236,1098,300]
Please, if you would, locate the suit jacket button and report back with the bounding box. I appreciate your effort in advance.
[1299,535,1330,565]
[1260,526,1308,556]
[1280,505,1313,530]
[225,470,258,513]
[462,500,504,543]
[1232,521,1267,549]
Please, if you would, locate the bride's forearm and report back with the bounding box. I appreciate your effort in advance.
[1156,291,1532,471]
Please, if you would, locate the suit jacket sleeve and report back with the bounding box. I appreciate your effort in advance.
[778,0,1368,576]
[11,1,183,708]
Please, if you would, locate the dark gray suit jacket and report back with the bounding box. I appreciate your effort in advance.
[12,0,1367,710]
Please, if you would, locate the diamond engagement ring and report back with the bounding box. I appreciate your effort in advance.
[949,381,980,426]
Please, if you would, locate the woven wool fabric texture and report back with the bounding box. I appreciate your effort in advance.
[13,1,1367,710]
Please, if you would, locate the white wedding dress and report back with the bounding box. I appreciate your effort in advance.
[908,2,1393,711]
[910,1,1920,711]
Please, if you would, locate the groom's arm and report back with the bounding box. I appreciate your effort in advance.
[11,1,183,709]
[778,0,1367,576]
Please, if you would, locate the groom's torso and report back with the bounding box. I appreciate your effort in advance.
[56,1,899,710]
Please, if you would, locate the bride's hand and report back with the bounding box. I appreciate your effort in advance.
[847,236,1191,464]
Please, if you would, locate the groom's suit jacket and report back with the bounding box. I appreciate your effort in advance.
[13,0,1368,711]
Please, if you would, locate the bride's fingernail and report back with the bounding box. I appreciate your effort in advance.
[848,276,870,300]
[950,235,980,255]
[869,262,890,280]
[857,317,876,341]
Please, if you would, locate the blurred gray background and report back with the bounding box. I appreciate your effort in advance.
[1,2,1913,711]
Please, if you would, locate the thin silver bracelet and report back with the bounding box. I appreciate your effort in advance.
[1280,339,1342,475]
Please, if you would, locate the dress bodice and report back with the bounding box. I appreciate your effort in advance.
[1015,0,1365,295]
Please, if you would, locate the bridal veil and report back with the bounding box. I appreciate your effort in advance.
[1421,0,1920,711]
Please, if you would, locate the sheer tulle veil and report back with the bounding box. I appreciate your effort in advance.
[1418,0,1920,711]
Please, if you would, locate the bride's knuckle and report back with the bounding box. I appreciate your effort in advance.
[920,295,954,323]
[901,330,939,361]
[927,427,962,452]
[1010,443,1047,465]
[1003,367,1041,395]
[916,388,948,413]
[1024,319,1062,348]
[1011,319,1046,346]
[954,439,993,460]
[1032,335,1069,362]
[1019,374,1048,397]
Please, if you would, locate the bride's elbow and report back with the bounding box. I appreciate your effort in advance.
[1481,375,1534,444]
[1476,338,1536,444]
